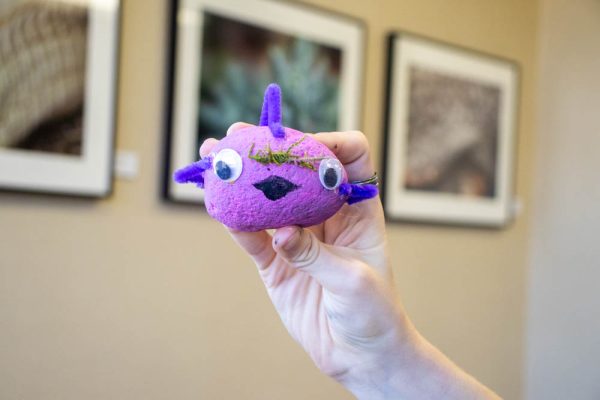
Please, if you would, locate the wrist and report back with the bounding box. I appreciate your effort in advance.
[338,320,499,400]
[336,317,424,399]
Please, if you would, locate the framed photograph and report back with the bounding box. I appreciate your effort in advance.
[0,0,120,197]
[165,0,364,203]
[382,33,519,227]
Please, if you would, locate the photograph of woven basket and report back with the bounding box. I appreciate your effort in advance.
[0,0,88,155]
[0,0,120,197]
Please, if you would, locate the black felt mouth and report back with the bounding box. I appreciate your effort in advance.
[253,175,300,201]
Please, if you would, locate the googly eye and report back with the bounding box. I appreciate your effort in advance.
[212,149,243,182]
[319,158,343,190]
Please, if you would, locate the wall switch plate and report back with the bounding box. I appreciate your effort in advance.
[114,150,140,180]
[511,197,524,218]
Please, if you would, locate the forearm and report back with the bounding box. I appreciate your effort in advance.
[341,327,500,400]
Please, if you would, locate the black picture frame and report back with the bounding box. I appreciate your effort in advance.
[163,0,365,204]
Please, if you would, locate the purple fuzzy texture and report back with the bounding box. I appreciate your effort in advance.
[259,83,285,138]
[204,127,347,231]
[340,183,379,205]
[173,157,212,188]
[173,83,380,231]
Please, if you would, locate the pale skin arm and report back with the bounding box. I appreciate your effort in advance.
[200,123,501,400]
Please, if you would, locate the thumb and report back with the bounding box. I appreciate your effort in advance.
[272,226,371,295]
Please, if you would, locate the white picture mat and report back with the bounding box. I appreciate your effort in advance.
[0,0,120,196]
[169,0,364,203]
[385,35,517,226]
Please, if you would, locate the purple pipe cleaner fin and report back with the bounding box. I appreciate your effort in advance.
[339,183,379,205]
[258,83,285,139]
[173,157,212,188]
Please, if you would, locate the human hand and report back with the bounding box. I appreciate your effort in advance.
[200,123,500,400]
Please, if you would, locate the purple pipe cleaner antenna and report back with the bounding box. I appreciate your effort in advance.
[339,183,379,205]
[173,156,212,188]
[259,83,285,139]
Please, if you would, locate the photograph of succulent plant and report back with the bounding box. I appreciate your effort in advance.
[0,0,88,156]
[197,12,341,150]
[167,0,364,203]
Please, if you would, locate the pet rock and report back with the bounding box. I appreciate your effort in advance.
[174,83,378,231]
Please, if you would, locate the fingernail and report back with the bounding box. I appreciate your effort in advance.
[199,141,210,158]
[226,122,246,136]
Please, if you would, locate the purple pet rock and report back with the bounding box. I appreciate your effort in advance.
[174,83,378,231]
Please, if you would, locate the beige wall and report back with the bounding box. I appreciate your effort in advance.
[526,0,600,399]
[0,0,538,399]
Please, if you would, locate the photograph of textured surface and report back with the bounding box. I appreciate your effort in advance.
[405,66,500,198]
[198,12,341,149]
[0,0,88,156]
[383,33,518,226]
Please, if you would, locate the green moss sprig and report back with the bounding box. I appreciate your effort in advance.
[248,136,324,171]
